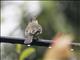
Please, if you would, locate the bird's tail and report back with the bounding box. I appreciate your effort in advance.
[24,36,33,44]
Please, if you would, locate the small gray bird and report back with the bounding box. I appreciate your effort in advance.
[24,17,42,44]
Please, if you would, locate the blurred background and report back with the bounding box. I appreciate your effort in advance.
[1,1,80,60]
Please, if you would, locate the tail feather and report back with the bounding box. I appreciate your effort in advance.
[24,36,33,44]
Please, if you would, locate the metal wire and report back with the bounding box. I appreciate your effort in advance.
[0,36,80,47]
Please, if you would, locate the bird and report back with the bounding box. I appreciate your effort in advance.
[24,17,42,44]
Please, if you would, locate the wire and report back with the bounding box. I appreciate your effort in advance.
[0,36,80,47]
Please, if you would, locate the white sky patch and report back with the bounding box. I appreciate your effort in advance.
[24,1,42,17]
[1,1,22,36]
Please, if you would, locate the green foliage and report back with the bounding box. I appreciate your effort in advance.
[19,48,35,60]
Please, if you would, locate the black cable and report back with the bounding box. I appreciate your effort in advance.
[0,36,51,47]
[0,36,80,47]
